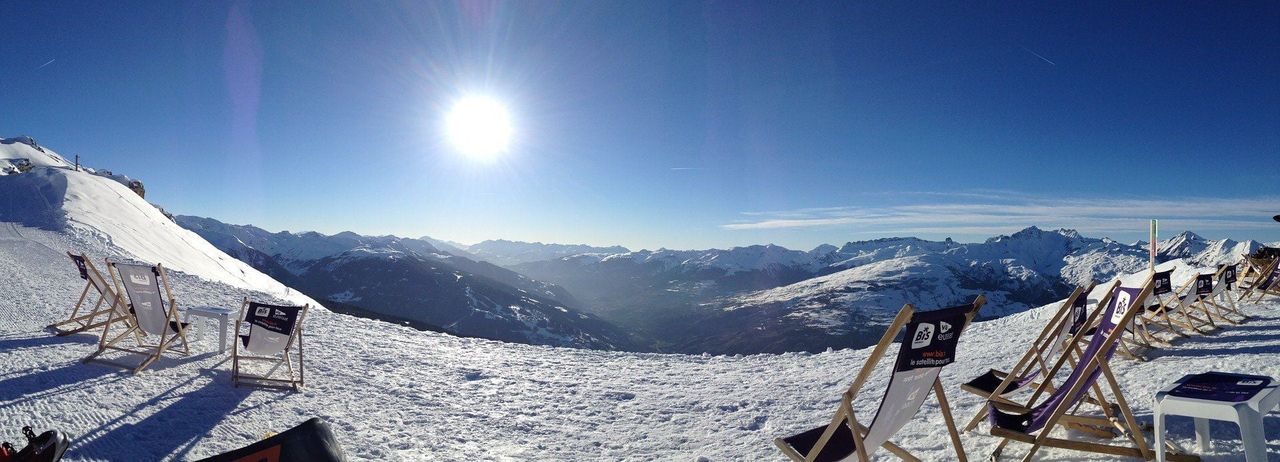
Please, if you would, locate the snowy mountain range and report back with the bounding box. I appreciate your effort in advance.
[461,239,630,267]
[175,216,632,350]
[509,227,1260,354]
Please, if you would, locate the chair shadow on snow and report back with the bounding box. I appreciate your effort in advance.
[0,360,120,406]
[0,332,98,356]
[1145,332,1280,360]
[71,368,253,461]
[1139,413,1280,458]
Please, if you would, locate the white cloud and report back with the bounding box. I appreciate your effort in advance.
[722,194,1280,237]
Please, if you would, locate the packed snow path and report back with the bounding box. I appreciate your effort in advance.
[1,226,1278,460]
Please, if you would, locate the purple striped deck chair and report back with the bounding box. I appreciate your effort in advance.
[985,283,1197,461]
[960,282,1102,432]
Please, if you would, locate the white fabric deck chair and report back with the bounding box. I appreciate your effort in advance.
[232,299,309,390]
[984,283,1198,461]
[48,252,132,336]
[774,296,985,462]
[83,260,190,373]
[960,283,1107,432]
[1140,270,1214,340]
[1197,263,1247,322]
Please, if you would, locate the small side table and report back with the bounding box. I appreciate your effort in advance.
[1154,371,1280,462]
[184,306,237,354]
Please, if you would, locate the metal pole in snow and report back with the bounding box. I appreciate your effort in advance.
[1149,219,1158,273]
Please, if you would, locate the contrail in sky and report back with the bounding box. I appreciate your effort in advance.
[1019,46,1056,66]
[34,59,55,70]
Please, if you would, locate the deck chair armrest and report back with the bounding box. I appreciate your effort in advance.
[989,400,1031,414]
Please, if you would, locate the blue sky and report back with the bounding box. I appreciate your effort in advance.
[3,1,1278,250]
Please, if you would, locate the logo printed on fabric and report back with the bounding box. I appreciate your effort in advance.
[129,274,150,285]
[1238,380,1263,386]
[1109,291,1131,325]
[939,321,952,333]
[255,307,270,317]
[911,323,934,349]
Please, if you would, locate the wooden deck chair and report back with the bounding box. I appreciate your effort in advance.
[1140,270,1213,340]
[961,283,1113,432]
[985,283,1198,462]
[1239,252,1275,285]
[83,260,190,374]
[1196,263,1247,322]
[1237,256,1279,303]
[774,296,985,462]
[48,252,133,336]
[232,299,309,390]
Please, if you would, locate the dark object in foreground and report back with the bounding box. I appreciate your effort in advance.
[1,426,70,462]
[195,418,347,462]
[1273,214,1280,222]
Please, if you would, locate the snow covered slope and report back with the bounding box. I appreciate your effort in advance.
[2,229,1277,460]
[0,138,311,307]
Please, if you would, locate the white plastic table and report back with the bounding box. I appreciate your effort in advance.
[1154,372,1280,462]
[183,305,238,354]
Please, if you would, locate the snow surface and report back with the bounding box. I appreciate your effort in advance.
[3,222,1280,460]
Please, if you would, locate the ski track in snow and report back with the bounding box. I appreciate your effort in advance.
[2,225,1280,461]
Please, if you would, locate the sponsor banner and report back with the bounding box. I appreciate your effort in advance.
[1194,274,1214,296]
[1069,291,1089,333]
[71,255,89,280]
[248,302,301,336]
[1168,372,1272,403]
[1152,270,1173,295]
[895,304,972,372]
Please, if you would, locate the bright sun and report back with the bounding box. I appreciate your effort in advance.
[445,96,512,159]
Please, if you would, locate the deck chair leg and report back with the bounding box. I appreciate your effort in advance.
[933,379,967,462]
[68,282,91,321]
[990,438,1010,460]
[1097,359,1151,459]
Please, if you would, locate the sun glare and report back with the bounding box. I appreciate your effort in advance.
[445,96,512,159]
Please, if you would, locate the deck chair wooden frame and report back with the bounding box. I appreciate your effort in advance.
[83,260,190,374]
[48,252,133,336]
[774,296,986,462]
[232,299,309,390]
[961,283,1114,432]
[986,283,1199,462]
[1237,256,1279,303]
